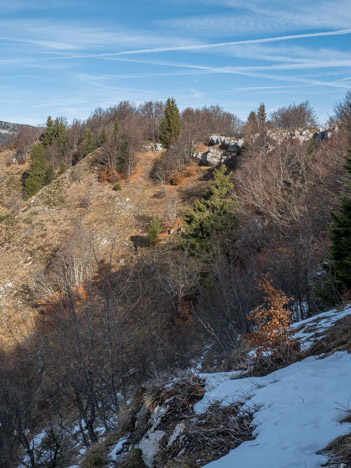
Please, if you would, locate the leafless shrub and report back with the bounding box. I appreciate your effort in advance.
[6,193,22,213]
[334,90,351,141]
[79,189,91,210]
[15,126,41,162]
[138,101,165,144]
[182,105,243,140]
[165,191,178,224]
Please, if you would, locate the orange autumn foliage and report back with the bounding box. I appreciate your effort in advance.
[168,164,199,186]
[244,276,297,357]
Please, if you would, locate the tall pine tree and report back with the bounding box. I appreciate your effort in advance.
[159,98,181,149]
[257,103,267,124]
[42,116,67,154]
[24,144,47,199]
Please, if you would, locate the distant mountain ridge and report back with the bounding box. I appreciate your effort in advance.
[0,120,31,145]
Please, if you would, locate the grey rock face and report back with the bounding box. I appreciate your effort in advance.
[209,135,243,152]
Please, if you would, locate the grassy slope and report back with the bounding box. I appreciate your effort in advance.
[0,148,211,341]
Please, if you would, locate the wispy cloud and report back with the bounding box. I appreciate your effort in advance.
[172,0,351,32]
[0,0,349,123]
[0,19,197,53]
[99,56,351,89]
[47,29,351,58]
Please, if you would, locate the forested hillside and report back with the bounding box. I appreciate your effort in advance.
[1,93,351,467]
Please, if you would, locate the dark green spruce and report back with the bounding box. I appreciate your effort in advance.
[181,164,236,254]
[159,98,181,149]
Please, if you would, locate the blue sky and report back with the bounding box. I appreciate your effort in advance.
[1,0,351,125]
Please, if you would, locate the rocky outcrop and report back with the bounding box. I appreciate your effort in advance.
[266,125,339,144]
[194,147,239,166]
[194,135,244,165]
[195,125,339,167]
[209,135,244,152]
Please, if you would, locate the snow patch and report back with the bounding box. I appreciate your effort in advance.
[137,430,166,467]
[194,307,351,467]
[167,422,186,448]
[292,306,351,349]
[109,437,128,460]
[199,351,351,467]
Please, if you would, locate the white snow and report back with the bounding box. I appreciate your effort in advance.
[138,430,166,467]
[195,307,351,468]
[109,437,128,460]
[292,305,351,349]
[167,422,186,448]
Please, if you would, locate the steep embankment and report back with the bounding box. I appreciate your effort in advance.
[98,306,351,468]
[0,148,211,340]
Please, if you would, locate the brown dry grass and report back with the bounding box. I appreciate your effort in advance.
[0,148,211,345]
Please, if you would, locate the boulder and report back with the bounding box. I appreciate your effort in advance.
[209,135,220,145]
[207,148,223,165]
[194,148,228,166]
[155,143,163,151]
[314,128,329,141]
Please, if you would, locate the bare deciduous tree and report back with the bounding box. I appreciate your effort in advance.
[270,100,317,130]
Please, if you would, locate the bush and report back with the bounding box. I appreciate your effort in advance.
[244,276,298,358]
[121,448,146,468]
[147,218,161,246]
[113,183,122,191]
[81,444,108,468]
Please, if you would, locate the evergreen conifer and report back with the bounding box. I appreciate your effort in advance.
[257,103,267,124]
[45,163,54,185]
[113,118,120,138]
[41,116,54,147]
[148,218,161,246]
[99,128,107,146]
[181,165,236,254]
[58,160,66,176]
[116,131,129,173]
[24,144,47,199]
[83,129,96,156]
[42,116,67,154]
[159,98,181,149]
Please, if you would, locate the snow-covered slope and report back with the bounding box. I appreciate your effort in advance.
[64,306,351,468]
[197,306,351,468]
